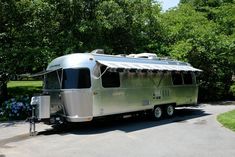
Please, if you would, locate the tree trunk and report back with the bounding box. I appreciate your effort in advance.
[0,82,7,106]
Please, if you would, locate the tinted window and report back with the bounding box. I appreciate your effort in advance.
[62,68,91,89]
[101,66,120,88]
[45,71,60,89]
[172,73,183,85]
[183,73,193,84]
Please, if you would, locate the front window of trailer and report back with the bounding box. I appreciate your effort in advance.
[62,68,91,89]
[45,71,61,89]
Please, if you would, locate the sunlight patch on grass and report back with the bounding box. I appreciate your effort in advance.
[7,81,42,88]
[217,110,235,132]
[7,81,43,98]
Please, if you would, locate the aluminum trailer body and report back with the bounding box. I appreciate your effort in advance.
[30,51,201,124]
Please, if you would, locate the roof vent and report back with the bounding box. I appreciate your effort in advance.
[128,53,157,59]
[91,49,104,54]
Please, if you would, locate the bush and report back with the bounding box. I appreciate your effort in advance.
[0,95,31,121]
[230,83,235,97]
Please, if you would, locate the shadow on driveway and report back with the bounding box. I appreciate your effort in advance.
[38,107,210,136]
[0,107,210,148]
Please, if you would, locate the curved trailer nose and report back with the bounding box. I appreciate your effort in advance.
[61,89,93,122]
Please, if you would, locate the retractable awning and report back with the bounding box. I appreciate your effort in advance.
[30,67,62,77]
[96,60,202,72]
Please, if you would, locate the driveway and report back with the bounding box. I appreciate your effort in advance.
[0,103,235,157]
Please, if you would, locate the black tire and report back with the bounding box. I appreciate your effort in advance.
[165,104,175,117]
[152,106,163,120]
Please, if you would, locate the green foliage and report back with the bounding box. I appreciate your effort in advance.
[161,2,235,101]
[0,81,41,120]
[0,96,31,121]
[0,0,57,74]
[7,81,42,98]
[230,83,235,97]
[217,109,235,132]
[0,0,234,102]
[180,0,234,8]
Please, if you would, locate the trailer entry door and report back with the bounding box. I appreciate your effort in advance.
[61,68,93,119]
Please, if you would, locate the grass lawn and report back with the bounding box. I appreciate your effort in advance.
[7,81,43,98]
[217,110,235,132]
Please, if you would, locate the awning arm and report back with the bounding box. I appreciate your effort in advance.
[92,63,110,80]
[56,69,63,88]
[157,72,165,88]
[30,67,62,77]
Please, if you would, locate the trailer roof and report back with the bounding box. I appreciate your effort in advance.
[31,52,201,77]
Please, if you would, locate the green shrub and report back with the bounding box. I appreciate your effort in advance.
[230,83,235,97]
[0,95,31,121]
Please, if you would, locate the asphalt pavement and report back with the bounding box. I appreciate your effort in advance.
[0,103,235,157]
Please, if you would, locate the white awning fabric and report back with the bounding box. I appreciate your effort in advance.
[97,60,202,72]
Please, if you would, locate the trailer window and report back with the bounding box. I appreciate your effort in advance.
[62,68,91,89]
[101,66,120,88]
[45,71,61,89]
[172,73,183,85]
[183,73,193,84]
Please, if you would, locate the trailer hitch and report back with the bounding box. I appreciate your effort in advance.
[29,96,40,136]
[29,104,37,136]
[29,95,51,136]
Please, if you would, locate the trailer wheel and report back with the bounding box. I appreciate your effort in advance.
[166,104,175,117]
[153,106,163,120]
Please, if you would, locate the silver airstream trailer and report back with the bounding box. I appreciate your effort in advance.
[30,50,201,134]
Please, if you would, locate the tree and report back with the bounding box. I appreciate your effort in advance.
[1,0,234,102]
[0,0,59,102]
[161,3,235,100]
[92,0,163,54]
[0,0,163,101]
